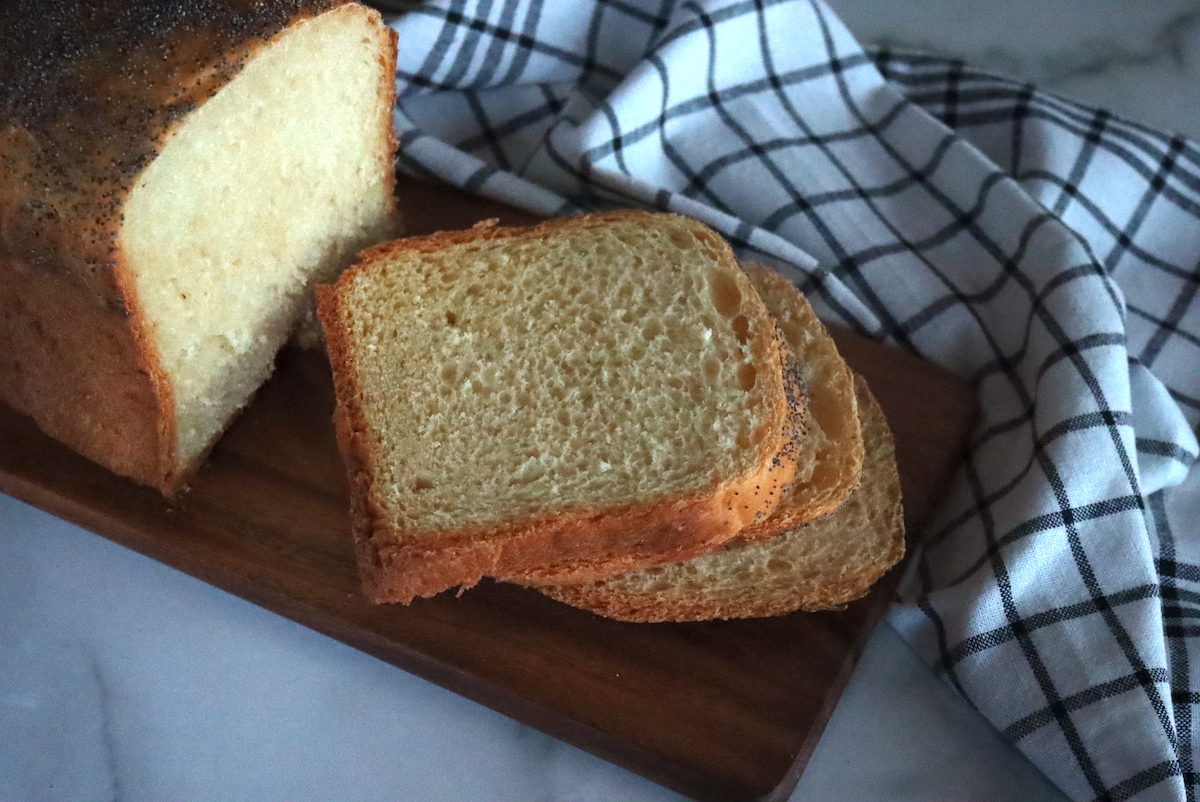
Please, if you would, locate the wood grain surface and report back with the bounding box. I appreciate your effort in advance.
[0,178,977,802]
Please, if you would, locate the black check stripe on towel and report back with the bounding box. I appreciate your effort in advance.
[876,50,1200,802]
[390,2,1200,800]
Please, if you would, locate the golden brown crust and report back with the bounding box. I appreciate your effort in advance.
[0,259,167,485]
[367,17,400,235]
[538,376,904,622]
[736,265,864,538]
[316,279,393,589]
[346,211,748,283]
[319,213,800,602]
[0,1,395,493]
[357,490,785,603]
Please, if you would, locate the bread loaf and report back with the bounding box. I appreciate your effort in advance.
[539,375,904,621]
[317,213,804,603]
[0,0,398,493]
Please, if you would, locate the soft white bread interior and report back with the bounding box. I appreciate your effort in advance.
[317,212,802,603]
[538,375,904,622]
[122,3,398,476]
[0,1,397,493]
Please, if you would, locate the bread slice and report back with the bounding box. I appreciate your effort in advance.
[538,375,904,621]
[317,212,803,603]
[737,265,864,539]
[0,0,398,493]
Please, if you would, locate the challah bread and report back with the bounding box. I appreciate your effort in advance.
[0,0,398,493]
[316,213,804,603]
[538,375,904,621]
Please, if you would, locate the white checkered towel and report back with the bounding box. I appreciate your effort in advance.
[389,2,1200,799]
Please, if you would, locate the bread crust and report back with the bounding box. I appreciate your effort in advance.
[0,1,397,493]
[318,213,801,603]
[0,259,170,484]
[538,376,905,622]
[736,265,864,538]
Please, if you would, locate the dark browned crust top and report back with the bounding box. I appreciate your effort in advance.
[0,0,396,493]
[0,0,354,307]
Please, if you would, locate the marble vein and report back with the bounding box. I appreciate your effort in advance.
[90,653,122,802]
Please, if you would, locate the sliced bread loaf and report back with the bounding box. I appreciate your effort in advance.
[737,265,864,539]
[0,0,397,493]
[316,213,803,603]
[538,375,904,621]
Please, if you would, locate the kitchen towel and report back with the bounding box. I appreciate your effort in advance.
[389,2,1200,800]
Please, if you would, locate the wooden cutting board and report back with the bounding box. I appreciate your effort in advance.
[0,178,976,802]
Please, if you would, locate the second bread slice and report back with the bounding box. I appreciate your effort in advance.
[738,264,865,538]
[317,212,801,603]
[538,375,904,621]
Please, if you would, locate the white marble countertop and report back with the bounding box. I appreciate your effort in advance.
[828,0,1200,142]
[3,2,1197,800]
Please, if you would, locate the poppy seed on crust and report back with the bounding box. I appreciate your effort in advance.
[0,0,398,493]
[0,0,342,305]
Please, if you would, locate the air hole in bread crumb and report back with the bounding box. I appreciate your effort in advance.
[738,362,757,392]
[412,478,435,492]
[641,320,662,340]
[669,229,694,250]
[731,314,750,344]
[445,310,458,327]
[709,269,742,316]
